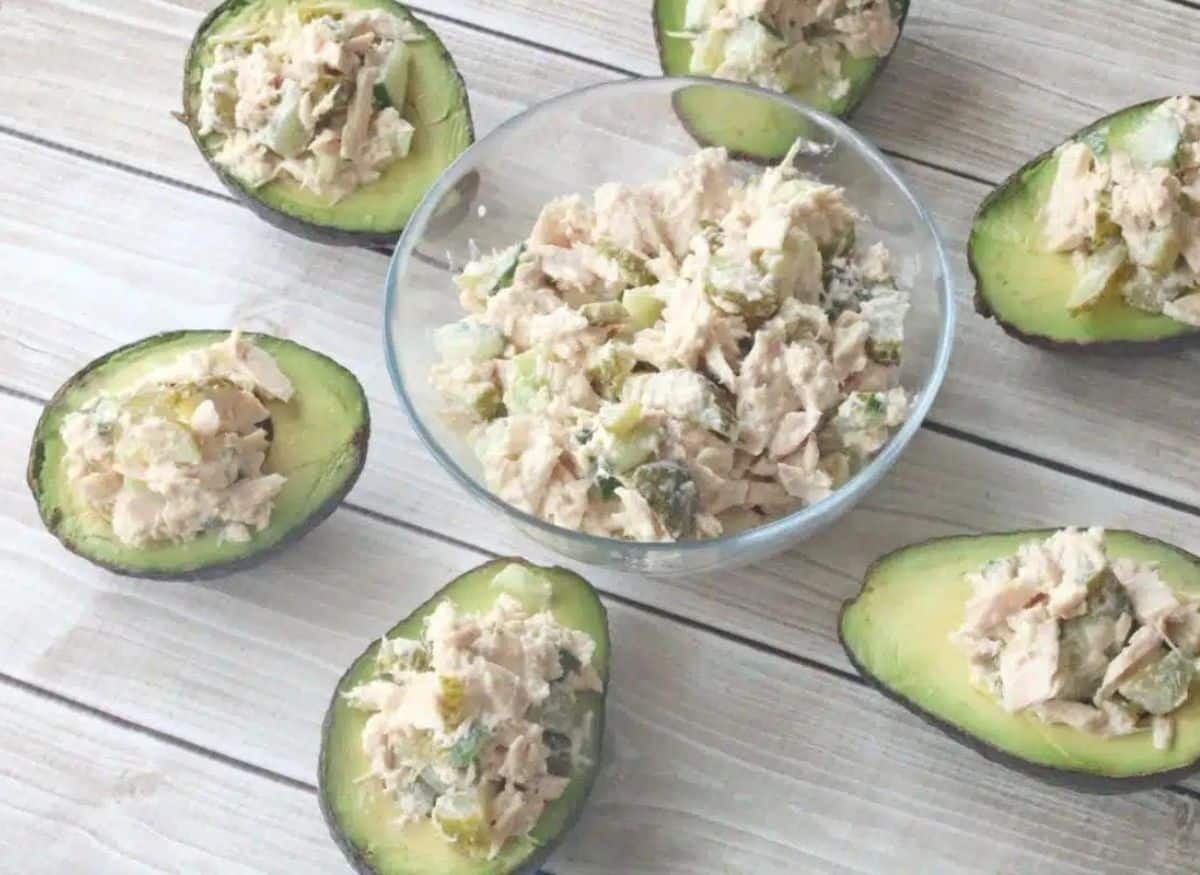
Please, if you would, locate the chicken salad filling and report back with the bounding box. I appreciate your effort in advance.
[196,5,424,202]
[60,332,294,547]
[676,0,899,103]
[1042,96,1200,324]
[431,145,911,542]
[344,566,603,859]
[952,528,1200,751]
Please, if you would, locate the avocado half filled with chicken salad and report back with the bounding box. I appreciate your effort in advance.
[182,0,474,245]
[429,143,914,544]
[655,0,908,160]
[841,528,1200,793]
[970,95,1200,348]
[320,559,609,874]
[27,330,369,579]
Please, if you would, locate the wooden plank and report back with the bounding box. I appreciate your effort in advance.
[3,134,1200,671]
[2,397,1200,872]
[0,681,339,874]
[3,0,1198,509]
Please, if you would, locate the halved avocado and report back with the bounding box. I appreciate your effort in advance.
[181,0,474,246]
[969,97,1200,350]
[839,530,1200,794]
[654,1,909,161]
[319,559,610,874]
[27,331,369,580]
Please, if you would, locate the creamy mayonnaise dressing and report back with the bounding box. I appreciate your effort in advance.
[952,528,1200,750]
[431,146,911,543]
[346,576,601,858]
[60,332,293,546]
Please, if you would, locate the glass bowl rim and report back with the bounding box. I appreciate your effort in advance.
[384,75,956,557]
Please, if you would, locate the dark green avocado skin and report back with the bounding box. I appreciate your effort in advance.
[969,97,1200,353]
[839,530,1200,795]
[180,0,475,248]
[656,0,910,163]
[318,558,609,875]
[27,330,370,581]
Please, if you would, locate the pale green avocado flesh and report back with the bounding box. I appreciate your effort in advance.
[969,99,1199,347]
[184,0,473,240]
[319,560,610,875]
[841,531,1200,786]
[28,331,368,578]
[654,0,906,160]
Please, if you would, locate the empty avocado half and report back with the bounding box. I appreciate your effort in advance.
[27,331,369,579]
[182,0,474,246]
[653,0,909,161]
[969,98,1200,349]
[840,531,1200,793]
[320,559,609,874]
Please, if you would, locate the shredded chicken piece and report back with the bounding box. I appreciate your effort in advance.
[1041,97,1200,325]
[431,146,912,542]
[345,579,602,859]
[59,332,293,546]
[196,7,422,202]
[679,0,899,103]
[952,528,1200,748]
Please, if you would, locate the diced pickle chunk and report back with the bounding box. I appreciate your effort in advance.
[431,789,491,856]
[586,343,635,400]
[438,675,467,729]
[632,461,698,539]
[596,240,657,288]
[622,287,665,329]
[581,301,629,326]
[1118,649,1195,715]
[490,563,553,612]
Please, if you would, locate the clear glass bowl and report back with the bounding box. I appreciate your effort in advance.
[385,77,954,576]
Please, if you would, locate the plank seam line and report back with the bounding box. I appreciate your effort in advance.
[405,3,636,78]
[0,384,48,406]
[0,124,237,208]
[923,420,1200,519]
[0,670,317,794]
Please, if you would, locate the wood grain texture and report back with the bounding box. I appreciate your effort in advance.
[1,396,1199,873]
[3,135,1200,672]
[3,0,1198,509]
[3,1,1200,870]
[0,681,339,874]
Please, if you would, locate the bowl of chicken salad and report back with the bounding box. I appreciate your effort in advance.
[385,78,954,574]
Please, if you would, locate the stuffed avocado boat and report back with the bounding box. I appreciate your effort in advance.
[841,528,1200,793]
[320,559,609,874]
[970,96,1200,349]
[182,0,474,246]
[654,0,908,160]
[27,330,368,579]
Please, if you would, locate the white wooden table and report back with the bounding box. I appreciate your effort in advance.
[3,0,1200,871]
